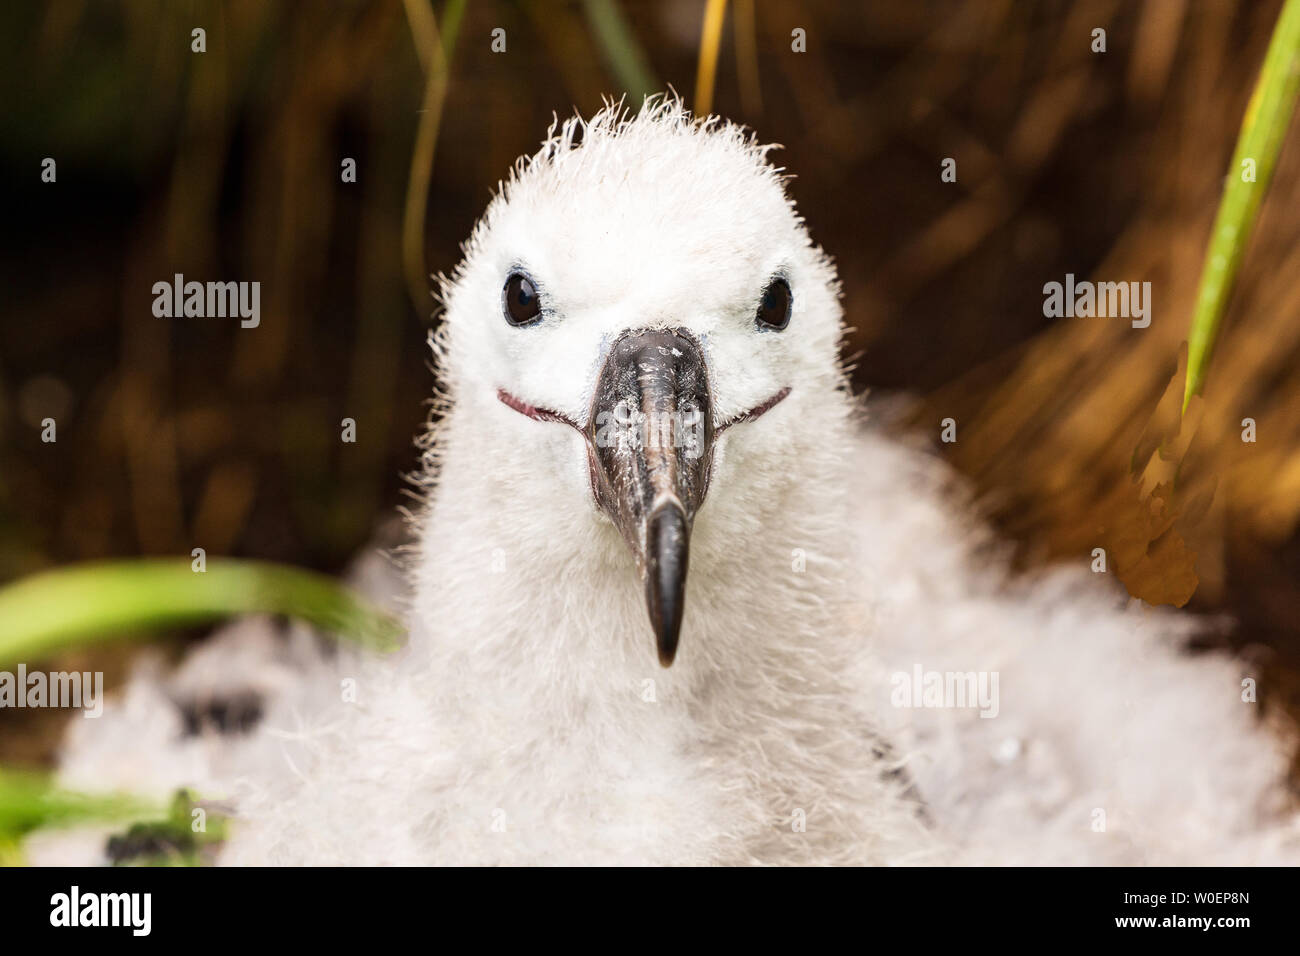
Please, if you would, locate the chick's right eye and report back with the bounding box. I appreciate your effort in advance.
[503,273,542,326]
[756,277,792,331]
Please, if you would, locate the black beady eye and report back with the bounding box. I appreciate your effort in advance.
[756,277,792,331]
[503,272,542,326]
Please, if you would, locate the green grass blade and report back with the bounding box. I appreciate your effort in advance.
[0,768,158,843]
[582,0,660,103]
[102,789,228,867]
[0,559,404,668]
[1184,0,1300,412]
[440,0,467,59]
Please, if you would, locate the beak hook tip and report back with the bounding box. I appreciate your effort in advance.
[646,501,689,668]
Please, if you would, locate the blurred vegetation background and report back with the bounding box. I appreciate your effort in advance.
[2,0,1299,774]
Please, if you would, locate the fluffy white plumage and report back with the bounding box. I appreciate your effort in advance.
[36,97,1299,866]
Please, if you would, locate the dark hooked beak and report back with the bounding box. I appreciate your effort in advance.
[588,329,714,667]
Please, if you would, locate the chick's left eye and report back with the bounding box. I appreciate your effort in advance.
[756,277,792,331]
[503,272,542,326]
